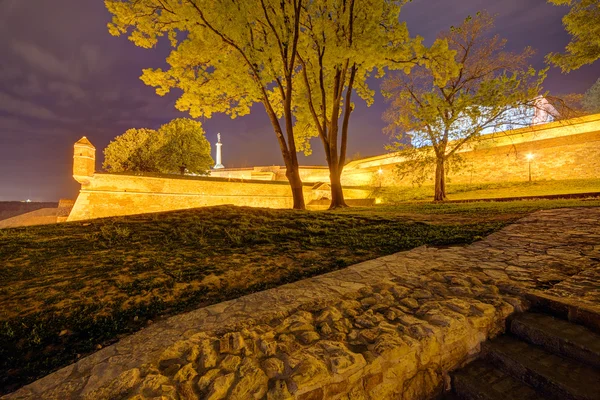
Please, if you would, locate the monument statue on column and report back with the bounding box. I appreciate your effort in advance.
[213,132,224,169]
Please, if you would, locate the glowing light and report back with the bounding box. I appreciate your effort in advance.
[377,168,383,175]
[375,198,382,204]
[526,153,535,182]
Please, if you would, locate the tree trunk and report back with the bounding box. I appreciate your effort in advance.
[260,95,306,210]
[328,164,347,209]
[179,165,186,175]
[285,165,306,210]
[434,158,447,201]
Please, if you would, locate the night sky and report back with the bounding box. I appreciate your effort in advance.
[0,0,597,201]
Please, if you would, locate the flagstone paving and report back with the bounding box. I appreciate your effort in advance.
[4,207,599,400]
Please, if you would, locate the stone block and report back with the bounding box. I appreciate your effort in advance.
[363,372,382,391]
[206,373,235,400]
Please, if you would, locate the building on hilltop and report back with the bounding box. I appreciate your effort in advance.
[424,96,560,139]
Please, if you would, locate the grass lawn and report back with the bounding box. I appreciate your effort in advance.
[375,178,600,202]
[1,198,600,393]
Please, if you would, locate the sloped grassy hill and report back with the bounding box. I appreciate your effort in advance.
[2,199,599,393]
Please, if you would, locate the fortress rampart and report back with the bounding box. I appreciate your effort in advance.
[68,173,369,221]
[68,113,600,221]
[210,113,600,187]
[67,142,370,221]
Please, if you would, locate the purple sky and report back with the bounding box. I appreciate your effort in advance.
[0,0,597,201]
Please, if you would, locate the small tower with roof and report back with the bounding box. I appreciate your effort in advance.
[73,136,95,183]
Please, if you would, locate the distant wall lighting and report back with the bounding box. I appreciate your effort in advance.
[378,168,383,175]
[526,153,535,182]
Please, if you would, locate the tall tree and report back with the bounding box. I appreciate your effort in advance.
[547,0,600,72]
[294,0,454,208]
[157,118,213,175]
[383,12,545,201]
[583,78,600,113]
[105,0,308,209]
[103,128,162,173]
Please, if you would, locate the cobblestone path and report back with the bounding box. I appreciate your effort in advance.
[4,207,599,400]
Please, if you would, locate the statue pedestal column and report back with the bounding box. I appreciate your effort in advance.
[213,133,224,169]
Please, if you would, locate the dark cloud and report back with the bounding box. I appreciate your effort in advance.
[0,91,63,121]
[0,0,598,201]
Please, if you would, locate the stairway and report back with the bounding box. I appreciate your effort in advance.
[446,311,600,400]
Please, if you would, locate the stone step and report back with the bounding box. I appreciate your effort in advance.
[511,312,600,368]
[450,359,544,400]
[484,335,600,400]
[525,292,600,334]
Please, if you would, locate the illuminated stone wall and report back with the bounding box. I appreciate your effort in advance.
[67,173,370,221]
[210,113,600,187]
[376,114,600,187]
[68,114,600,221]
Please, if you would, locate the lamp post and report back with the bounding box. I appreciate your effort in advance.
[377,168,383,187]
[526,153,534,182]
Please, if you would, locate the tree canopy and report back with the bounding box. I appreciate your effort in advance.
[547,0,600,72]
[583,78,600,113]
[157,118,213,175]
[103,128,162,173]
[102,119,213,175]
[383,12,545,201]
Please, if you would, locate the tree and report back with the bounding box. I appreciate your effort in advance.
[105,0,308,209]
[103,128,162,173]
[157,118,213,175]
[547,0,600,72]
[293,0,455,208]
[383,12,545,201]
[583,78,600,113]
[545,92,585,119]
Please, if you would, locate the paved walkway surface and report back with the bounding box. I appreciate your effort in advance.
[4,208,600,400]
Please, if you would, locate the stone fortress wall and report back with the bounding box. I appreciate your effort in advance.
[68,113,600,221]
[210,113,600,187]
[67,173,370,221]
[67,138,370,221]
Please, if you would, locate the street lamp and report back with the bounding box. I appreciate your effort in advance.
[377,168,383,187]
[526,153,534,182]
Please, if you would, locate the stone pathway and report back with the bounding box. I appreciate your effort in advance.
[4,208,599,400]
